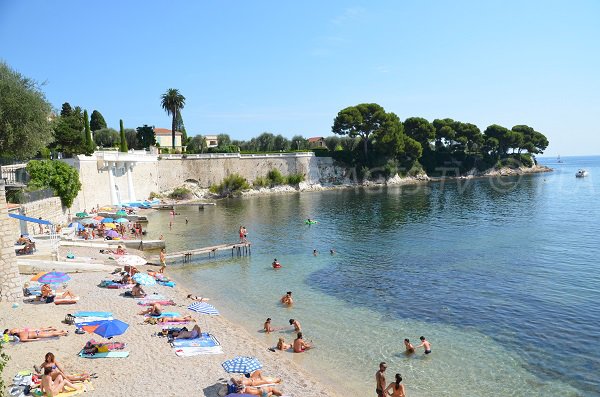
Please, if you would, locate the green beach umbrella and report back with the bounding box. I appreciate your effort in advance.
[75,212,88,218]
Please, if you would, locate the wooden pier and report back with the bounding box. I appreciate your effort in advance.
[148,242,251,264]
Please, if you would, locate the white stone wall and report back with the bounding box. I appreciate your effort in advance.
[0,181,22,302]
[20,197,69,235]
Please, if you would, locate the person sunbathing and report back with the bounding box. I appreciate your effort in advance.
[41,367,82,397]
[144,315,194,324]
[236,384,283,396]
[39,284,54,300]
[55,290,77,299]
[6,328,68,342]
[173,324,202,339]
[138,302,162,316]
[37,352,91,382]
[247,370,282,384]
[187,294,210,302]
[231,376,282,390]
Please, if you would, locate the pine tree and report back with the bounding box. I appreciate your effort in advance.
[90,110,107,131]
[119,119,128,152]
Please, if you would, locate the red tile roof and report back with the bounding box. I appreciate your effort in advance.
[308,137,324,142]
[154,128,182,135]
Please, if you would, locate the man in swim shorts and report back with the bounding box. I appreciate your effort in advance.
[375,362,387,397]
[416,336,432,354]
[293,332,312,353]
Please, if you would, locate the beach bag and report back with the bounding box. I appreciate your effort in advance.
[64,313,75,325]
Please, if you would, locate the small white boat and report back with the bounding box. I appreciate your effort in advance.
[575,169,589,178]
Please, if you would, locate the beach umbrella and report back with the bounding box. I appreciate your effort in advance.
[105,229,120,238]
[75,212,88,218]
[115,218,129,223]
[30,271,49,282]
[68,222,84,231]
[116,210,127,217]
[116,255,147,267]
[103,223,117,229]
[100,206,113,211]
[188,302,219,315]
[101,217,114,223]
[221,356,262,374]
[93,319,129,339]
[132,273,156,286]
[37,271,71,284]
[93,216,104,221]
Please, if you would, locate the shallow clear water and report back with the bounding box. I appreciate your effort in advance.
[148,156,599,397]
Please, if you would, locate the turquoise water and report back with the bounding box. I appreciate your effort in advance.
[148,156,599,396]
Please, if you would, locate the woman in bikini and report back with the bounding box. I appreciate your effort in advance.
[384,373,406,397]
[6,328,68,342]
[37,352,92,382]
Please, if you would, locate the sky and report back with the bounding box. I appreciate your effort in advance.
[1,0,599,156]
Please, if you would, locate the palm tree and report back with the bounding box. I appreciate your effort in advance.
[160,88,186,150]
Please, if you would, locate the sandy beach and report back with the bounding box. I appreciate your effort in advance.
[0,246,340,397]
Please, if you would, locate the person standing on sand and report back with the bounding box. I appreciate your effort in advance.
[375,362,387,397]
[159,248,166,273]
[416,336,432,354]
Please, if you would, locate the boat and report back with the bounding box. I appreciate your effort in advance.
[575,169,588,178]
[557,155,563,163]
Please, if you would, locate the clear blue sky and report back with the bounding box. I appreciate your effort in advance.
[1,1,598,155]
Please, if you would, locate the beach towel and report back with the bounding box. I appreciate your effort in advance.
[171,333,219,348]
[54,297,80,305]
[155,321,192,326]
[31,381,93,396]
[173,346,223,356]
[144,312,180,318]
[75,316,113,324]
[157,280,176,287]
[137,300,176,306]
[74,311,113,318]
[75,320,110,329]
[78,350,129,358]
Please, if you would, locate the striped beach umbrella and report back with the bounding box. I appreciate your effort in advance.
[221,356,262,374]
[37,271,71,284]
[188,302,219,315]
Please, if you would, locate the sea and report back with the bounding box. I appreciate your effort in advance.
[146,156,599,397]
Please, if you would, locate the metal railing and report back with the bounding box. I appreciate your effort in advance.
[159,152,315,160]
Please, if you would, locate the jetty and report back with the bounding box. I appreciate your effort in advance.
[148,242,251,264]
[151,202,216,210]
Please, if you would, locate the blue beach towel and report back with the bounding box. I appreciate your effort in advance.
[146,312,180,318]
[73,311,113,318]
[171,333,219,348]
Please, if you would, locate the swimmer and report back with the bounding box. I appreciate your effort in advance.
[272,258,281,268]
[280,291,293,305]
[330,249,336,255]
[416,336,432,354]
[313,249,318,256]
[404,338,415,354]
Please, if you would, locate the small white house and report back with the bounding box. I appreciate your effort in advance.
[204,135,219,148]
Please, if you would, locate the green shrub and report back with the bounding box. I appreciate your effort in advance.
[26,160,81,207]
[286,173,305,185]
[148,192,161,199]
[168,187,192,200]
[253,176,269,188]
[0,340,9,395]
[267,169,286,186]
[210,174,250,197]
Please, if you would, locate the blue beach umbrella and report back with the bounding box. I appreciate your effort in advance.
[132,273,156,286]
[101,218,114,223]
[68,222,84,231]
[188,302,219,315]
[221,356,263,374]
[37,271,71,284]
[93,319,129,339]
[115,218,129,223]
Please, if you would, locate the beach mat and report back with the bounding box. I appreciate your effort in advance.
[173,346,223,356]
[78,350,129,359]
[171,333,219,348]
[73,311,112,318]
[31,381,93,396]
[145,312,180,318]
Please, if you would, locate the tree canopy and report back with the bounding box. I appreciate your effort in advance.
[93,128,120,147]
[0,61,54,159]
[90,110,107,131]
[332,103,388,162]
[160,88,186,149]
[26,160,81,207]
[135,125,156,149]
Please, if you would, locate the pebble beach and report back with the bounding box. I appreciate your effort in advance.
[0,246,340,397]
